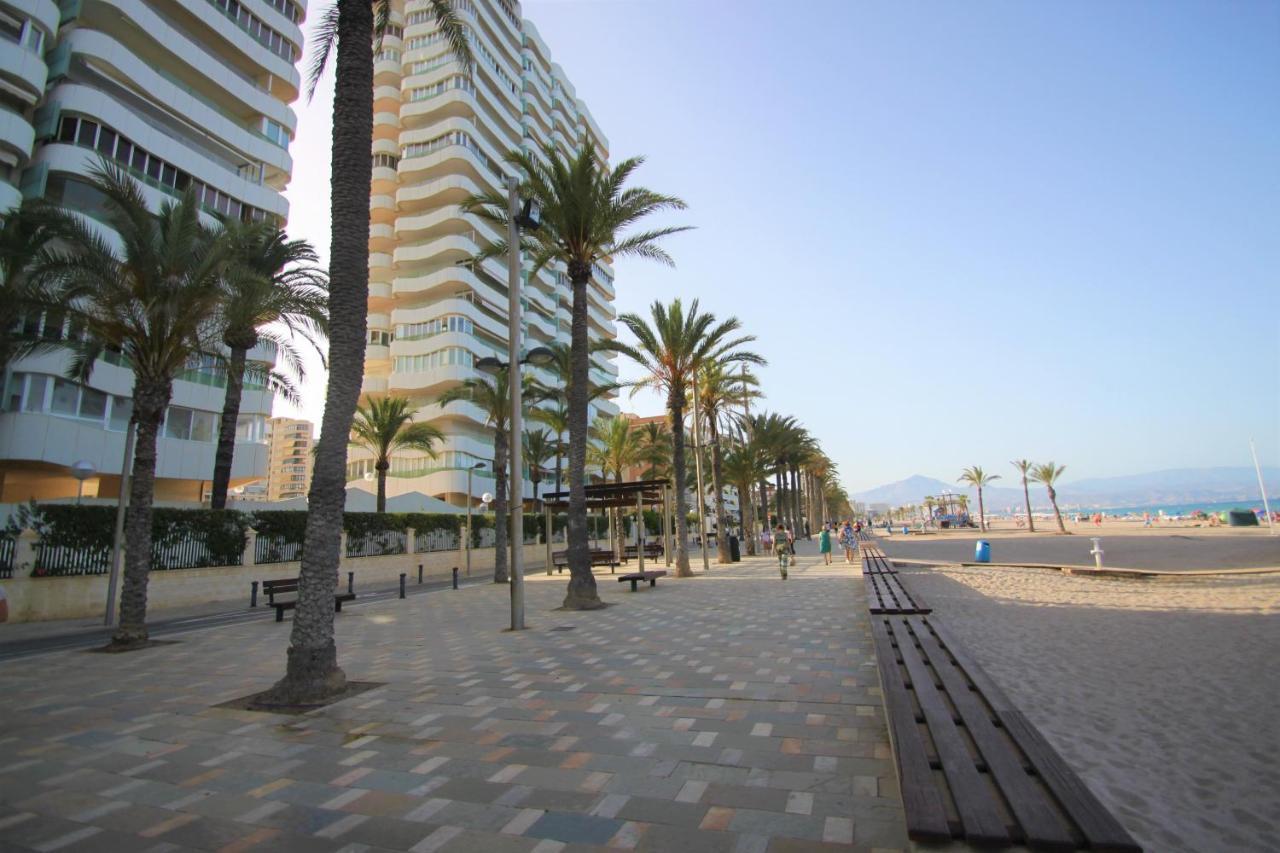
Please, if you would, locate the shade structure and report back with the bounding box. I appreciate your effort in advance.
[541,479,670,511]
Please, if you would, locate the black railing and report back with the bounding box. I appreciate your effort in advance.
[35,543,110,576]
[150,537,241,570]
[0,536,13,579]
[255,535,302,565]
[345,530,407,558]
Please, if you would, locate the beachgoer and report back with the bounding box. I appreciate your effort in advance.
[773,524,792,579]
[839,522,857,563]
[760,527,772,552]
[818,523,832,565]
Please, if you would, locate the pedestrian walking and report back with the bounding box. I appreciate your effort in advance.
[818,523,832,565]
[839,521,857,563]
[773,524,792,579]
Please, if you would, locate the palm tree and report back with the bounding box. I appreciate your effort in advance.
[1011,459,1036,532]
[529,401,568,495]
[263,0,472,704]
[43,163,225,649]
[0,200,77,371]
[723,431,769,556]
[692,362,762,562]
[349,396,444,512]
[958,466,1000,531]
[1030,462,1069,534]
[438,372,541,583]
[609,299,759,577]
[209,222,327,509]
[463,145,689,608]
[587,415,640,557]
[635,421,673,482]
[523,428,554,507]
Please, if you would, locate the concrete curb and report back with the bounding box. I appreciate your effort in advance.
[887,557,1280,579]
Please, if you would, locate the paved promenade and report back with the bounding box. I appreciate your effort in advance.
[0,545,907,853]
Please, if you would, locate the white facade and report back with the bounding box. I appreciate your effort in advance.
[0,0,306,503]
[353,0,619,506]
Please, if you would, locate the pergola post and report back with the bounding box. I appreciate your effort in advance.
[636,490,645,572]
[662,485,672,566]
[544,504,552,575]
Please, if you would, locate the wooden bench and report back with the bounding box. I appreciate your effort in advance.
[862,548,930,615]
[623,542,664,561]
[870,613,1141,850]
[551,549,620,574]
[262,578,356,623]
[617,570,667,592]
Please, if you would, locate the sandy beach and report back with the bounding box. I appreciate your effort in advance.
[896,559,1280,852]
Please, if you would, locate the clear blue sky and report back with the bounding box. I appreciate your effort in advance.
[284,0,1280,492]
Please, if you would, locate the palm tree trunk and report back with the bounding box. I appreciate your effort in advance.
[977,486,986,532]
[110,380,170,648]
[375,461,388,514]
[708,418,730,563]
[668,390,693,576]
[493,427,509,583]
[758,479,769,528]
[209,344,248,509]
[266,0,372,704]
[554,437,562,494]
[563,266,601,606]
[1022,477,1036,532]
[1048,485,1067,533]
[773,469,784,529]
[742,480,756,556]
[790,465,803,537]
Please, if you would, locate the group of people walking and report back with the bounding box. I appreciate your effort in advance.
[761,519,865,578]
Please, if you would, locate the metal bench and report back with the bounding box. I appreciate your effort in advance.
[261,578,355,623]
[617,570,666,591]
[871,613,1141,850]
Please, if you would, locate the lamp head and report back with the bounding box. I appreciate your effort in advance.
[516,196,542,231]
[523,346,555,368]
[472,461,486,470]
[476,356,505,374]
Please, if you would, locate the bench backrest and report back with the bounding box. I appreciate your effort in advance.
[263,579,299,594]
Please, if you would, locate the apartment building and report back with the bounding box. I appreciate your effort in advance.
[0,0,305,503]
[263,416,313,500]
[349,0,620,508]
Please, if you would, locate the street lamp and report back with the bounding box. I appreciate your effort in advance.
[465,462,486,576]
[70,460,96,505]
[503,174,543,631]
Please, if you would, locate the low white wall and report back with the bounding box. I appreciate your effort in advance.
[3,543,552,623]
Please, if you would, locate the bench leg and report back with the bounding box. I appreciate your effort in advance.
[649,578,657,587]
[335,599,343,612]
[629,579,638,591]
[275,607,284,623]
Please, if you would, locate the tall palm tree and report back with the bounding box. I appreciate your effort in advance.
[265,0,472,704]
[350,396,444,512]
[463,145,689,608]
[609,299,759,577]
[209,222,328,509]
[529,401,568,495]
[0,200,77,371]
[438,372,541,582]
[523,428,554,507]
[1011,459,1036,532]
[43,162,226,649]
[587,414,640,557]
[958,466,1001,531]
[692,362,761,562]
[1030,462,1069,534]
[723,431,769,556]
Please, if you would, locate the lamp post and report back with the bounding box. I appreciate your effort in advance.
[465,462,486,576]
[105,421,136,627]
[691,372,710,572]
[70,460,96,505]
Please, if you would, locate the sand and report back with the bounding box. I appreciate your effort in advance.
[898,562,1280,853]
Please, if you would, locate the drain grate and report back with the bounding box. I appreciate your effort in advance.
[550,626,576,632]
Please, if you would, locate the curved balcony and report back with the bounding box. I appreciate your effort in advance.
[368,280,392,300]
[373,110,400,140]
[0,43,46,104]
[169,0,301,97]
[395,205,501,247]
[371,165,398,194]
[392,294,506,339]
[0,109,35,166]
[365,343,390,363]
[368,252,393,279]
[0,180,21,214]
[393,233,480,271]
[373,85,401,114]
[374,57,401,83]
[396,173,482,213]
[361,375,389,394]
[369,222,395,252]
[390,329,483,359]
[370,193,396,219]
[388,362,476,395]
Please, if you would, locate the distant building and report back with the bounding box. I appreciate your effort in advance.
[239,417,314,502]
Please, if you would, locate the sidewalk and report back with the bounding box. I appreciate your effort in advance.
[0,544,908,852]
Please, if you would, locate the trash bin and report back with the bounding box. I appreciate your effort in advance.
[729,535,741,562]
[975,540,991,563]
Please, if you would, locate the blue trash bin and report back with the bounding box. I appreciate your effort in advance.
[975,540,991,563]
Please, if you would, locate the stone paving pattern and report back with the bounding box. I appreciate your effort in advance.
[0,544,907,852]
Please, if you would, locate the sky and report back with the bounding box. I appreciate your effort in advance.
[281,0,1280,493]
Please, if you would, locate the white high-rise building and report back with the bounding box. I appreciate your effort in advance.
[0,0,306,503]
[350,0,619,506]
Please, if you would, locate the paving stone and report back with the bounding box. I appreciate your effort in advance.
[524,811,624,845]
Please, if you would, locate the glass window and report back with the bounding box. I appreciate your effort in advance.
[115,137,133,165]
[108,396,131,431]
[165,407,192,440]
[58,117,77,143]
[23,375,47,411]
[24,24,42,53]
[95,127,116,156]
[76,120,97,147]
[50,378,79,415]
[161,163,177,188]
[191,410,215,442]
[3,372,24,411]
[0,12,22,44]
[78,387,107,420]
[146,156,162,181]
[131,147,147,172]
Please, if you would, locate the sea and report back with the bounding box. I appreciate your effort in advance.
[1068,499,1270,517]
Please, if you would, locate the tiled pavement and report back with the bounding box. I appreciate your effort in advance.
[0,544,908,853]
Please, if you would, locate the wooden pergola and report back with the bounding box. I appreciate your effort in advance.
[540,479,672,573]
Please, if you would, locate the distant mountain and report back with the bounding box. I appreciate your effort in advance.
[853,467,1280,510]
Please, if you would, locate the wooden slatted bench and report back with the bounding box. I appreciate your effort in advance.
[623,543,664,561]
[617,570,666,592]
[862,548,930,614]
[551,549,620,574]
[262,578,356,623]
[870,613,1141,851]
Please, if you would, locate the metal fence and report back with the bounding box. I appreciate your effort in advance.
[0,536,13,579]
[35,543,110,576]
[414,528,459,553]
[150,536,241,570]
[255,535,303,565]
[345,529,407,558]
